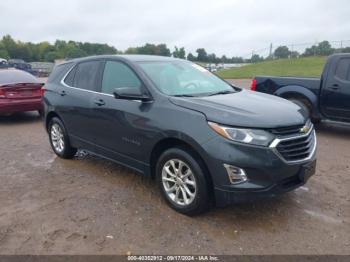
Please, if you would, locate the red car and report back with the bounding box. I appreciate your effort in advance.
[0,69,44,115]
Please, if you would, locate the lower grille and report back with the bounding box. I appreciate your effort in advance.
[280,175,303,189]
[274,129,316,163]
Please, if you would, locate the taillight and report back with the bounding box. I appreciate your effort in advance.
[40,86,46,97]
[250,79,257,91]
[0,88,5,98]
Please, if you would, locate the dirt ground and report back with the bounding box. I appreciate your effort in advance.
[0,79,349,255]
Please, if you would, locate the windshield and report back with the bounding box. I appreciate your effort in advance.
[138,61,235,96]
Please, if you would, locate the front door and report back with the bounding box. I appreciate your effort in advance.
[91,60,155,172]
[321,55,350,120]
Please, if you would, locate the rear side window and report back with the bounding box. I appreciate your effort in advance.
[101,61,141,94]
[74,61,101,91]
[335,58,350,81]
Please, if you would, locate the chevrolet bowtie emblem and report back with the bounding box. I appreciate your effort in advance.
[300,125,310,134]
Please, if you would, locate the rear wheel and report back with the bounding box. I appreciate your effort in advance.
[156,147,210,215]
[48,117,77,159]
[288,98,320,124]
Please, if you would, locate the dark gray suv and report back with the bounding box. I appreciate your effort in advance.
[43,55,317,215]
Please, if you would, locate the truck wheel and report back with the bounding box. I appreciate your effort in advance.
[156,147,210,216]
[48,117,77,159]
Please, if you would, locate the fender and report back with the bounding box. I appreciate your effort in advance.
[149,130,211,161]
[274,85,320,118]
[146,130,214,177]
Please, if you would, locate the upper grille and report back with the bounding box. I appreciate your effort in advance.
[270,124,304,136]
[270,120,312,137]
[275,129,316,162]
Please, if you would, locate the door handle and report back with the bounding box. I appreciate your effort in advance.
[330,84,339,90]
[94,99,105,106]
[60,90,67,96]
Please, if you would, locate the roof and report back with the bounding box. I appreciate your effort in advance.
[118,55,180,62]
[329,53,350,58]
[8,59,26,63]
[60,54,182,65]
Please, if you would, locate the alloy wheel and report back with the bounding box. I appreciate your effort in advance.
[50,123,65,153]
[161,159,197,206]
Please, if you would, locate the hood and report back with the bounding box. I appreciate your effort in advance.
[169,90,307,128]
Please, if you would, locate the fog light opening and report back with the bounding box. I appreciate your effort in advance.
[223,164,248,185]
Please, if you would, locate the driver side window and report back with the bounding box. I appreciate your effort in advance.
[101,61,142,95]
[335,58,350,82]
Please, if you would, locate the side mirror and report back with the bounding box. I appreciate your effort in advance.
[113,87,152,102]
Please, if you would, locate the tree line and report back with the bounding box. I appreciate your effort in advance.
[0,35,244,64]
[252,40,350,62]
[1,35,349,64]
[0,35,119,62]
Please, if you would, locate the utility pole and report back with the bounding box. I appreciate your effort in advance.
[269,43,273,59]
[314,41,318,56]
[340,40,343,52]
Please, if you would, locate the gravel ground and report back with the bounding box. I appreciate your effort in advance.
[0,79,349,255]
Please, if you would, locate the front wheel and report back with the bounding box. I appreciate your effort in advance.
[156,147,210,215]
[48,117,77,159]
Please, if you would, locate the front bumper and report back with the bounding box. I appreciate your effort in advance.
[201,135,317,207]
[214,159,316,205]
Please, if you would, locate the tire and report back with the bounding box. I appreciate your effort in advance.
[48,117,77,159]
[156,147,210,215]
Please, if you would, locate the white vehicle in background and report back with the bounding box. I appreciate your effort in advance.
[0,58,8,68]
[205,63,218,72]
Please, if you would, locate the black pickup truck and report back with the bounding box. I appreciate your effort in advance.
[251,53,350,123]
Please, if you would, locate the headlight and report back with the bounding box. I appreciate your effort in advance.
[208,122,275,146]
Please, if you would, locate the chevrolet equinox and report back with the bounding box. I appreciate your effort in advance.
[43,55,317,215]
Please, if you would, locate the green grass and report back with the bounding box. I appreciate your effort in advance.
[217,56,327,79]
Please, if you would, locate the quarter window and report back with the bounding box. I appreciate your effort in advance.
[48,62,73,84]
[64,65,77,86]
[335,58,350,81]
[101,61,141,95]
[74,61,101,91]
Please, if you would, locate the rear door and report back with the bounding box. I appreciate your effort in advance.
[58,60,104,149]
[321,55,350,120]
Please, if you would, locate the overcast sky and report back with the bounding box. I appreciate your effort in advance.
[1,0,349,57]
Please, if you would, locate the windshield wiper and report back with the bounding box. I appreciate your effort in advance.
[207,90,235,96]
[173,90,235,98]
[172,94,197,97]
